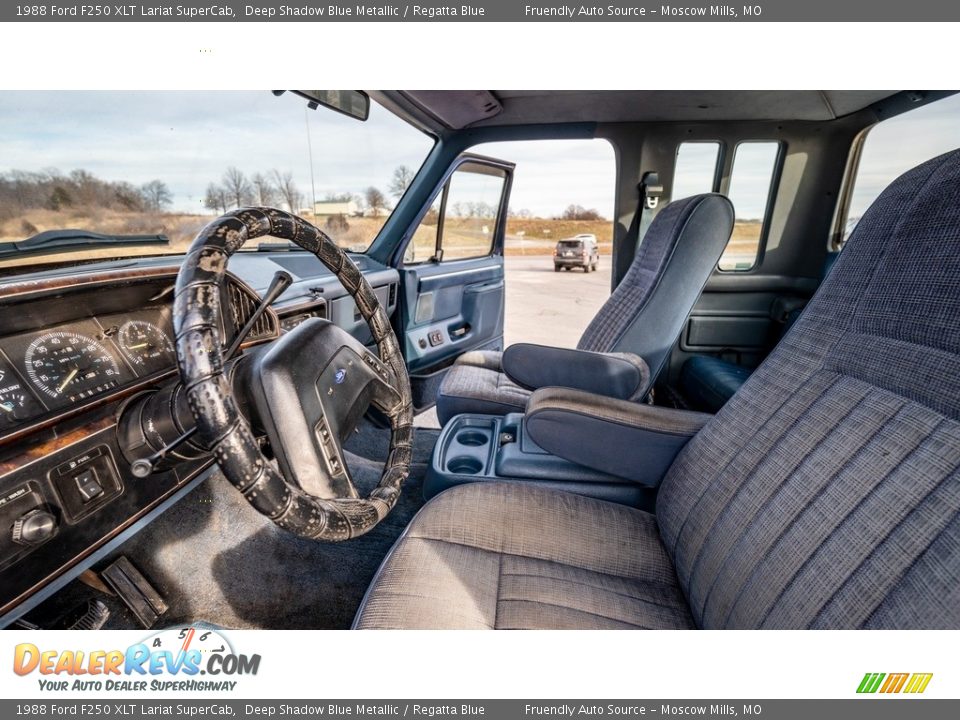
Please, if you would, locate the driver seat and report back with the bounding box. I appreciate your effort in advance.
[354,150,960,629]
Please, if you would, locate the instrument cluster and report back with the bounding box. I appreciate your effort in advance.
[0,307,176,433]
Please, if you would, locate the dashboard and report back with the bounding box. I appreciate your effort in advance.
[0,250,399,626]
[0,308,174,429]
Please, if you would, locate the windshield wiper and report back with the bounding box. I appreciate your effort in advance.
[256,240,301,251]
[0,229,169,259]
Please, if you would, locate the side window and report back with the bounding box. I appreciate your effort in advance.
[672,142,720,200]
[404,161,507,264]
[839,94,960,248]
[720,141,780,271]
[442,167,505,261]
[405,193,442,263]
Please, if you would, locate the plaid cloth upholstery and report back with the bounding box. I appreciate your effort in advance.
[578,194,717,352]
[354,482,693,629]
[436,194,732,423]
[358,150,960,630]
[433,351,532,423]
[658,148,960,628]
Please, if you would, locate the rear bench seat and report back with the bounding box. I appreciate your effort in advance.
[680,251,839,412]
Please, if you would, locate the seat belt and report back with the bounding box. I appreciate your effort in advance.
[616,172,663,283]
[636,171,664,250]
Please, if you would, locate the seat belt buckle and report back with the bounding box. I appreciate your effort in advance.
[640,172,663,210]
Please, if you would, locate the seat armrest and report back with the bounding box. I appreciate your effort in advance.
[501,343,650,401]
[524,387,711,486]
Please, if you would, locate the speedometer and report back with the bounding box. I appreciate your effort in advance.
[117,320,175,373]
[24,331,122,404]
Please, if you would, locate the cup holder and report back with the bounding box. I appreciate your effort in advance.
[447,456,483,475]
[456,430,488,447]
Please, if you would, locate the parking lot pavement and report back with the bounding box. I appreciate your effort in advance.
[414,254,611,428]
[504,255,611,348]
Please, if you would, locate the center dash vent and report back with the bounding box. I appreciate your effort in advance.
[227,279,278,343]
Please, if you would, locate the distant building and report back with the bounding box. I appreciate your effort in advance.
[313,200,359,217]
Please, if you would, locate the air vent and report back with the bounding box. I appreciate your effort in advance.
[227,280,277,343]
[388,283,397,307]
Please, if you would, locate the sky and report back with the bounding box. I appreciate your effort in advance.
[671,140,780,220]
[847,92,960,218]
[1,91,960,222]
[0,91,434,214]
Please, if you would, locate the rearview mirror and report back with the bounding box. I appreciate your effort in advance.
[288,90,370,121]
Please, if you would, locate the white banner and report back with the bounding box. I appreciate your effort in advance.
[2,629,957,700]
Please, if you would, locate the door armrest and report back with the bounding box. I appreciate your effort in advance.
[501,343,650,401]
[524,387,711,486]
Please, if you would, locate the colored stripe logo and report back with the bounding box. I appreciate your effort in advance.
[857,672,933,694]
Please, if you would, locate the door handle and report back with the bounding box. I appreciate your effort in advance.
[450,325,469,338]
[465,280,504,293]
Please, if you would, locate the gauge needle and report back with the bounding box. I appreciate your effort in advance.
[57,368,79,394]
[0,402,13,413]
[127,343,150,350]
[176,627,196,668]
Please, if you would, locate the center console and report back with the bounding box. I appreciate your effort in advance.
[425,412,651,507]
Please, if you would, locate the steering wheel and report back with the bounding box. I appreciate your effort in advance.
[173,207,413,541]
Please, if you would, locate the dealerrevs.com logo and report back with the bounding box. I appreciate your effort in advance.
[13,626,260,692]
[857,672,933,695]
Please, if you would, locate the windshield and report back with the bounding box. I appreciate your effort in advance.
[0,91,434,268]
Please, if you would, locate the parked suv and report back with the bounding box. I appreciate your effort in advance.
[554,234,599,272]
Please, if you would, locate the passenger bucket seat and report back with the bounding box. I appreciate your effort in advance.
[434,193,735,424]
[355,149,960,629]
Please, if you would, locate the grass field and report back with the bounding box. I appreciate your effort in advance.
[1,207,762,269]
[502,218,762,271]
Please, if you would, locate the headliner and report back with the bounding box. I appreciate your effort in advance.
[375,90,902,131]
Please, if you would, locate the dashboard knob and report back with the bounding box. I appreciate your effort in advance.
[12,508,57,546]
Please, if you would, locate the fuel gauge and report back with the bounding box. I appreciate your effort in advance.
[0,361,45,431]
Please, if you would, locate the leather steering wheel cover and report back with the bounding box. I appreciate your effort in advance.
[173,207,413,541]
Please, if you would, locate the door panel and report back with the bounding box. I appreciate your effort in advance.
[401,257,505,374]
[685,314,770,350]
[681,289,782,355]
[665,274,819,386]
[393,154,514,411]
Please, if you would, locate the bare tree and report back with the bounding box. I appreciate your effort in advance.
[0,167,165,216]
[114,181,145,211]
[353,194,366,217]
[250,173,276,206]
[559,204,603,221]
[140,180,173,212]
[48,186,72,211]
[271,170,302,213]
[204,183,228,214]
[71,169,104,206]
[222,167,252,208]
[388,165,415,198]
[364,186,388,217]
[6,170,39,209]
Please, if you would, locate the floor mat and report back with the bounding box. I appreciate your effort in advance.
[344,414,439,464]
[27,420,437,631]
